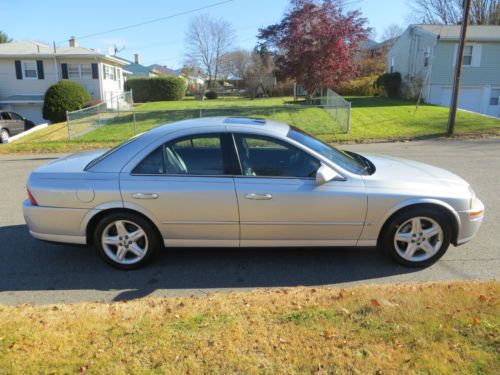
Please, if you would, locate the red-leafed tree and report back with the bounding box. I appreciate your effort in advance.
[258,0,369,95]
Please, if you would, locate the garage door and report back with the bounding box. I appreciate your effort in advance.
[10,104,45,124]
[440,87,484,114]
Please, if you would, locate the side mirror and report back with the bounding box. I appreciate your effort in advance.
[316,164,340,185]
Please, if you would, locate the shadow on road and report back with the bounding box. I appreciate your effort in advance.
[0,225,419,301]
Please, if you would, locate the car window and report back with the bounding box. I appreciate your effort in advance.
[132,134,225,176]
[234,133,320,178]
[9,112,23,120]
[169,134,224,175]
[1,112,11,120]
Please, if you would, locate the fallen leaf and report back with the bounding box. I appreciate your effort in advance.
[479,295,487,302]
[472,317,480,326]
[79,364,90,373]
[370,299,381,307]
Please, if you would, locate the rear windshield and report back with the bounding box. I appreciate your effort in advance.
[84,134,144,171]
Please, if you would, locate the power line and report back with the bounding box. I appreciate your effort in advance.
[61,0,236,43]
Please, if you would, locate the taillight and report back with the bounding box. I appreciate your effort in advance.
[27,188,38,206]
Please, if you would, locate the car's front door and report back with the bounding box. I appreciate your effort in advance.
[120,132,240,247]
[232,133,367,246]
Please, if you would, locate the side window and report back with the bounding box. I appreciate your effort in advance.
[132,147,164,175]
[168,134,224,175]
[234,134,320,178]
[133,134,226,176]
[1,112,12,120]
[9,112,23,120]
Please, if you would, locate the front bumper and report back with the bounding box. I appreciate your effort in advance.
[455,196,484,246]
[23,200,88,245]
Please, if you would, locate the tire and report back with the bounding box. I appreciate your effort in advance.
[0,128,9,144]
[379,207,452,267]
[93,212,161,269]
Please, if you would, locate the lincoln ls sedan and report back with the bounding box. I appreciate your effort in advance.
[23,117,484,269]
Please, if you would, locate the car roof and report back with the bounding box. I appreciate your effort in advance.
[146,116,290,137]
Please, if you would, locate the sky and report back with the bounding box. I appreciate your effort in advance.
[1,0,409,69]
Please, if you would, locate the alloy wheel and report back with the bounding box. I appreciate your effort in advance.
[101,220,148,265]
[393,216,444,262]
[0,129,9,143]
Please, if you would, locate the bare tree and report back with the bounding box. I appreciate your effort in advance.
[408,0,499,25]
[218,49,252,79]
[382,24,404,41]
[185,14,235,87]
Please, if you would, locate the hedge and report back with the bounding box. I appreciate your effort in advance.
[125,76,187,102]
[205,90,218,100]
[42,81,92,123]
[337,75,381,96]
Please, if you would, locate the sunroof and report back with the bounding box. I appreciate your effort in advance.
[224,117,266,125]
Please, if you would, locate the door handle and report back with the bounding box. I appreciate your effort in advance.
[244,193,272,200]
[132,193,159,199]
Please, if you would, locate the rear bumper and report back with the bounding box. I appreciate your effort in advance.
[23,200,88,245]
[455,197,484,246]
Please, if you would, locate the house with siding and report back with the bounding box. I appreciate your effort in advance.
[386,25,500,117]
[115,53,157,77]
[0,38,127,124]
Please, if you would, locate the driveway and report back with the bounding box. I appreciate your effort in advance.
[0,138,499,304]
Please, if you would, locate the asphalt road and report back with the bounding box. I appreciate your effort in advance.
[0,138,499,304]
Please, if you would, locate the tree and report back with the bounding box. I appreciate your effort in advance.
[258,0,369,95]
[245,46,276,97]
[218,49,252,79]
[382,24,404,41]
[409,0,499,25]
[185,14,235,87]
[0,31,12,44]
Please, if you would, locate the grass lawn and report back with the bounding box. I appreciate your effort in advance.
[3,96,499,154]
[0,281,498,374]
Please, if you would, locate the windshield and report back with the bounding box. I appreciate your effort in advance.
[287,127,368,174]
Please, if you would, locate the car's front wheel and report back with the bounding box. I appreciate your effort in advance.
[0,128,9,144]
[380,207,452,267]
[94,212,161,269]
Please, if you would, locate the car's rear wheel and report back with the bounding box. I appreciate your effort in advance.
[0,128,9,144]
[94,212,161,269]
[380,207,452,267]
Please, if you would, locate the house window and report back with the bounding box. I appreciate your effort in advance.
[81,64,92,78]
[23,61,37,79]
[103,65,116,80]
[490,89,500,106]
[423,47,431,67]
[390,56,395,73]
[68,63,80,79]
[463,45,473,66]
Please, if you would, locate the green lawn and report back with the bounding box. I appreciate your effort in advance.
[4,96,499,154]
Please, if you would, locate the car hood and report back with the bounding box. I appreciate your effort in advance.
[32,149,108,175]
[359,153,470,192]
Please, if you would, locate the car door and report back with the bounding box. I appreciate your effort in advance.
[119,132,240,247]
[232,132,367,247]
[6,112,25,135]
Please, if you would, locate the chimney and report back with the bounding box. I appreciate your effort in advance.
[134,53,140,64]
[69,36,77,48]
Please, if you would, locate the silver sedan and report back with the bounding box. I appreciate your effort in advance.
[23,117,484,269]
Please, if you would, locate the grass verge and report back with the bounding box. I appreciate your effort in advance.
[0,281,498,374]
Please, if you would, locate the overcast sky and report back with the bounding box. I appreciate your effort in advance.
[1,0,409,68]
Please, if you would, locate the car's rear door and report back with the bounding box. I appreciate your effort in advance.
[119,130,240,247]
[231,132,367,247]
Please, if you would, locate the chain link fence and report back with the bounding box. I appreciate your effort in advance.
[67,89,351,142]
[66,91,134,140]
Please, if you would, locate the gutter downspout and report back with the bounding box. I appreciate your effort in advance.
[426,35,440,103]
[97,56,104,101]
[53,41,59,82]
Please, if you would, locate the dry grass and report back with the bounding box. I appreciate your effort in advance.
[0,281,498,374]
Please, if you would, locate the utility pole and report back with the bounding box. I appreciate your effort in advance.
[447,0,472,136]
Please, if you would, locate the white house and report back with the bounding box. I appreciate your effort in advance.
[387,25,500,117]
[0,38,127,124]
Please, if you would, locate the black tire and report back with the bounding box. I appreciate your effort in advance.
[93,212,161,269]
[379,206,452,268]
